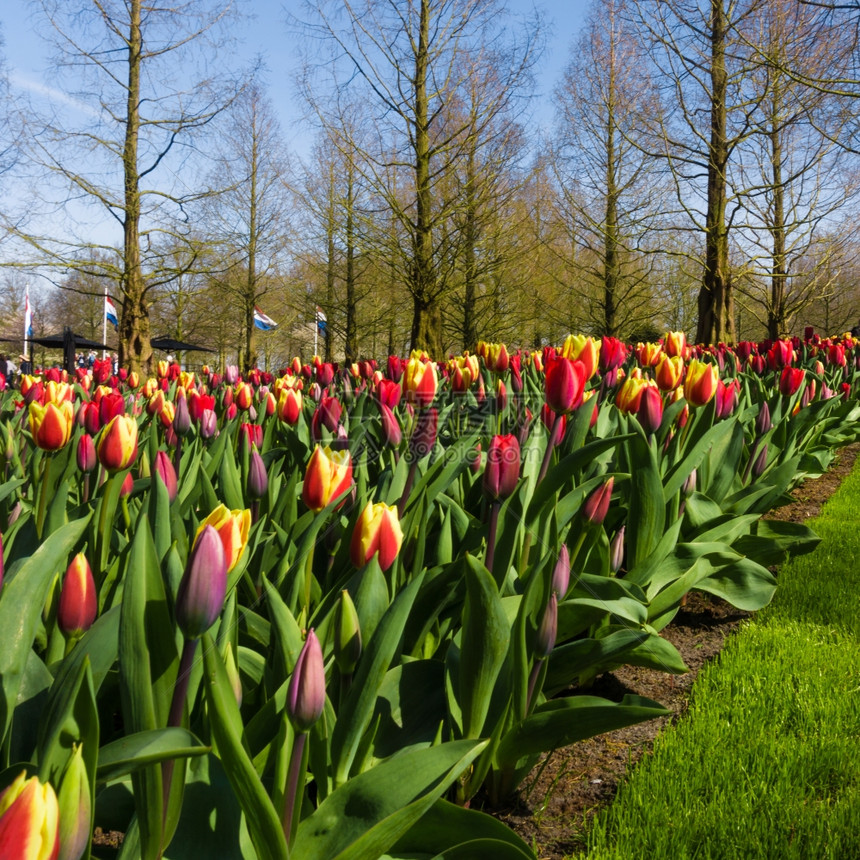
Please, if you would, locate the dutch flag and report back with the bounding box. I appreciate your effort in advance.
[24,288,34,339]
[316,306,327,335]
[254,306,278,331]
[105,295,119,329]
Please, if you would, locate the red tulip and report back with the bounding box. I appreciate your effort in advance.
[350,502,403,570]
[582,477,614,526]
[97,415,138,471]
[544,356,586,414]
[0,772,59,860]
[599,336,627,372]
[664,330,687,358]
[378,401,402,447]
[403,358,438,408]
[57,552,98,637]
[655,355,684,392]
[683,360,718,407]
[28,401,75,451]
[76,434,97,473]
[377,378,402,408]
[302,446,353,512]
[637,384,664,434]
[153,450,178,502]
[779,366,805,396]
[483,434,520,501]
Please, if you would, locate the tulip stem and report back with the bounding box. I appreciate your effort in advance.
[398,460,418,519]
[36,454,52,539]
[537,414,563,486]
[162,638,198,834]
[525,658,544,716]
[282,731,307,847]
[485,501,500,578]
[302,539,316,630]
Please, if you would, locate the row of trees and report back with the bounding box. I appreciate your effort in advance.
[2,0,860,373]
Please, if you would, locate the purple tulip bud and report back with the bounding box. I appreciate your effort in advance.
[76,434,97,473]
[408,407,438,461]
[175,525,227,640]
[637,386,663,435]
[551,544,570,598]
[288,629,325,733]
[583,477,614,526]
[224,365,239,385]
[682,468,697,498]
[200,409,219,439]
[755,402,771,436]
[172,393,192,436]
[752,444,768,479]
[247,448,268,499]
[153,450,178,503]
[610,525,625,574]
[534,592,558,659]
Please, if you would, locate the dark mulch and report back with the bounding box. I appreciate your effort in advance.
[493,443,860,860]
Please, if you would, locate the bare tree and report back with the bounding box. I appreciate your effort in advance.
[6,0,250,372]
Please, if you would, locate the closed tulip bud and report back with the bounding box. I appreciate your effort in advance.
[583,477,614,526]
[772,339,793,367]
[534,592,558,659]
[288,629,325,733]
[76,434,97,474]
[636,341,663,367]
[319,396,342,432]
[403,357,438,408]
[98,391,125,427]
[119,471,134,498]
[378,401,402,447]
[470,442,482,474]
[755,402,771,436]
[408,407,438,461]
[302,446,353,512]
[200,408,219,439]
[664,330,687,358]
[610,525,625,574]
[682,468,697,498]
[561,334,599,379]
[752,444,768,479]
[483,434,520,501]
[714,379,740,419]
[57,553,98,637]
[545,356,586,414]
[317,363,335,387]
[483,342,510,373]
[779,366,805,396]
[333,590,362,675]
[351,502,403,571]
[224,365,239,385]
[495,378,507,413]
[176,525,228,639]
[377,378,402,408]
[683,360,718,407]
[153,450,178,503]
[0,771,60,860]
[599,336,627,372]
[247,448,268,500]
[637,384,663,434]
[195,505,251,572]
[172,392,192,436]
[29,401,75,451]
[552,544,570,598]
[57,744,91,860]
[655,355,685,392]
[616,376,648,414]
[277,387,303,424]
[235,383,253,412]
[97,415,138,472]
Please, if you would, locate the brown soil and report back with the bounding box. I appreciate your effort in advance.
[494,443,860,860]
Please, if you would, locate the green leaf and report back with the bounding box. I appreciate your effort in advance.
[389,799,535,859]
[495,694,669,768]
[0,515,90,746]
[626,433,665,568]
[293,740,487,860]
[202,633,288,860]
[459,555,511,739]
[97,728,209,783]
[330,572,425,786]
[662,419,734,501]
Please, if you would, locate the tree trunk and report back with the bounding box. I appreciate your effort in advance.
[325,170,335,363]
[410,0,442,356]
[604,49,619,338]
[768,91,786,340]
[119,0,151,375]
[344,161,358,363]
[244,117,259,374]
[462,143,478,351]
[696,0,735,346]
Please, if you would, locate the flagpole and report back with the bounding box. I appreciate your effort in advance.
[103,288,108,361]
[24,286,30,362]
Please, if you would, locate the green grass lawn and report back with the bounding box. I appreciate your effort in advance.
[576,465,860,860]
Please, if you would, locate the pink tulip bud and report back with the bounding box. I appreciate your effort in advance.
[153,450,178,503]
[637,385,663,435]
[755,402,771,436]
[76,434,97,474]
[247,448,268,500]
[175,525,228,640]
[200,409,219,439]
[583,477,614,526]
[172,392,192,436]
[610,525,625,574]
[288,629,325,733]
[551,545,570,598]
[534,592,558,659]
[752,444,768,478]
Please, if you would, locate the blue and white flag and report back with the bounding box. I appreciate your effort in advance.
[105,295,119,329]
[316,305,327,335]
[254,306,278,331]
[24,287,34,339]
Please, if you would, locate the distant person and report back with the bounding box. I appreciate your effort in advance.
[852,319,860,338]
[19,354,32,376]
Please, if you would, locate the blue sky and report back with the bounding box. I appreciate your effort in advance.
[2,0,591,153]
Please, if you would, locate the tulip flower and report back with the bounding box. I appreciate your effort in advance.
[610,525,625,574]
[57,552,98,637]
[318,396,343,432]
[583,477,614,526]
[76,434,97,474]
[403,357,438,407]
[534,592,558,659]
[637,383,664,434]
[779,366,805,396]
[615,376,648,414]
[195,505,251,572]
[561,334,599,379]
[599,336,627,372]
[683,360,718,407]
[551,544,571,598]
[97,414,138,472]
[655,355,685,392]
[664,330,687,358]
[247,448,268,500]
[172,392,192,436]
[56,744,90,860]
[714,378,740,419]
[544,356,586,414]
[288,629,326,733]
[771,339,793,367]
[200,409,218,439]
[350,502,403,571]
[752,444,768,479]
[408,407,438,461]
[0,772,60,860]
[119,472,134,497]
[277,387,303,425]
[483,342,510,373]
[153,450,178,503]
[635,341,663,367]
[28,401,74,451]
[376,378,402,408]
[483,434,520,501]
[378,401,402,447]
[302,446,353,512]
[175,524,228,640]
